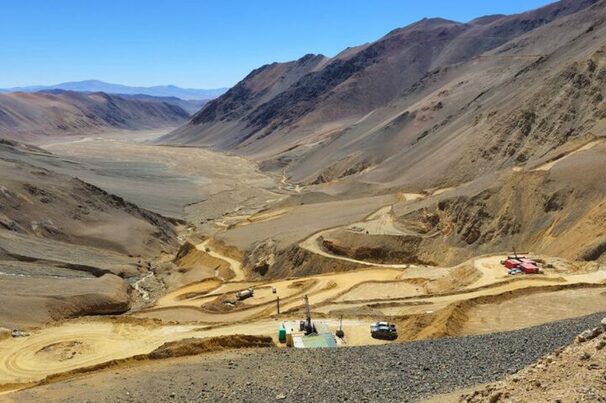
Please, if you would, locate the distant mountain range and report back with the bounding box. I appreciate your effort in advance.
[0,80,228,100]
[0,91,192,142]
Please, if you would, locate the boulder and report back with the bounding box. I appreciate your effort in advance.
[577,327,603,343]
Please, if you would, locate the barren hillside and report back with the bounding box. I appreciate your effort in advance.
[458,317,606,402]
[0,91,190,142]
[160,0,604,190]
[156,0,606,277]
[0,139,179,327]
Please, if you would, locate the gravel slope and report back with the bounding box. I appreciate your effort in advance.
[4,312,604,403]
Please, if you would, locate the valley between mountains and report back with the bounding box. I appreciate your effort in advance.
[1,1,606,401]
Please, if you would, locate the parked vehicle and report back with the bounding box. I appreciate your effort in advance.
[370,322,398,340]
[236,288,254,300]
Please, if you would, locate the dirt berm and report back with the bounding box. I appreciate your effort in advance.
[148,334,275,359]
[0,273,131,328]
[24,334,275,392]
[244,242,361,279]
[320,232,437,266]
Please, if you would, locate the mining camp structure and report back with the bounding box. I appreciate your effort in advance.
[278,295,337,348]
[501,254,543,275]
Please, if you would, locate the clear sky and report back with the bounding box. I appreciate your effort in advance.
[1,0,552,89]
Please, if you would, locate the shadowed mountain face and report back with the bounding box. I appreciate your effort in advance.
[161,0,605,190]
[114,93,209,115]
[0,91,191,142]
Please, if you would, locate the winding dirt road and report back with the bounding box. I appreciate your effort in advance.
[3,188,606,396]
[298,202,412,268]
[2,253,604,394]
[299,229,410,268]
[195,239,245,281]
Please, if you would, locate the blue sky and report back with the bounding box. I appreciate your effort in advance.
[1,0,552,89]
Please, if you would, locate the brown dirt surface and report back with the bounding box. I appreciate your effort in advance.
[0,329,11,341]
[147,334,274,359]
[169,242,231,287]
[460,287,606,335]
[3,314,604,402]
[38,130,280,222]
[0,139,177,258]
[0,273,130,328]
[221,194,395,251]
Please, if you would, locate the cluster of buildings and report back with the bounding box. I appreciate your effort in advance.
[502,255,542,274]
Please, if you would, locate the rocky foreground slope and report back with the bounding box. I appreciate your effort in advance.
[462,316,606,402]
[4,313,604,402]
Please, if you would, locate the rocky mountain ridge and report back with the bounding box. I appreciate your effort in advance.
[161,0,605,192]
[0,90,191,142]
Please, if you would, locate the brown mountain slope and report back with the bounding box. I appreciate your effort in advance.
[299,2,606,190]
[157,0,606,281]
[0,91,190,142]
[458,319,606,402]
[319,140,606,267]
[160,0,602,191]
[0,139,178,259]
[0,139,181,327]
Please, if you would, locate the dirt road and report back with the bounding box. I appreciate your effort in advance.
[195,239,245,281]
[4,133,606,398]
[298,202,413,268]
[1,253,603,395]
[0,314,381,394]
[534,139,603,171]
[299,228,410,268]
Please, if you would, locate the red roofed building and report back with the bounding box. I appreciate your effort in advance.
[520,262,539,274]
[504,259,521,269]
